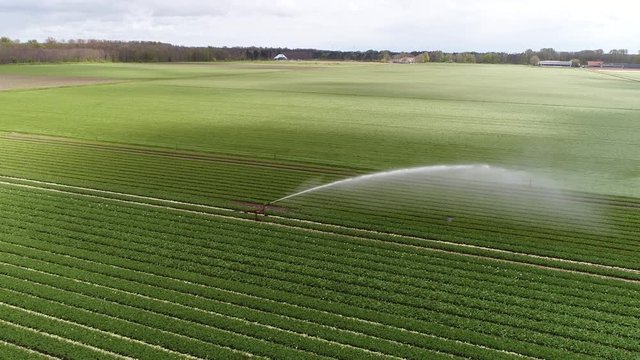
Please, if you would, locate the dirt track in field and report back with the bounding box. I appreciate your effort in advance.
[0,74,114,91]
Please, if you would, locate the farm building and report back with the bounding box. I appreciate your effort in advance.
[392,57,416,64]
[602,63,640,69]
[587,61,604,68]
[538,60,572,67]
[273,54,288,61]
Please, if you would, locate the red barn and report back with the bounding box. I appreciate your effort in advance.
[587,61,604,68]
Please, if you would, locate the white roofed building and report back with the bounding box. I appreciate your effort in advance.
[538,60,572,67]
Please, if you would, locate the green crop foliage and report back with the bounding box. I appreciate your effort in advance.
[0,62,639,359]
[0,62,638,197]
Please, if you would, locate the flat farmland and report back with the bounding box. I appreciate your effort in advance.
[0,62,639,359]
[0,74,114,91]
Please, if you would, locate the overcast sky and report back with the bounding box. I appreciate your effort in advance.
[1,0,638,52]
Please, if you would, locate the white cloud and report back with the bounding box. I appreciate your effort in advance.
[0,0,638,52]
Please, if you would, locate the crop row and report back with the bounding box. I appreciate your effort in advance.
[280,203,640,271]
[0,142,321,192]
[3,155,304,202]
[4,183,636,292]
[301,176,640,226]
[283,179,640,232]
[3,140,639,255]
[0,135,360,176]
[2,138,638,213]
[0,197,520,358]
[0,299,194,360]
[0,135,345,176]
[1,189,639,358]
[3,171,638,274]
[285,189,640,247]
[3,173,636,278]
[265,212,640,285]
[283,194,640,256]
[8,225,635,358]
[0,225,587,356]
[0,140,335,197]
[0,271,369,360]
[10,210,640,343]
[0,154,292,204]
[280,192,640,266]
[2,143,636,222]
[0,317,120,360]
[0,243,569,360]
[5,133,639,213]
[0,338,63,360]
[0,246,504,360]
[0,261,458,360]
[3,184,640,306]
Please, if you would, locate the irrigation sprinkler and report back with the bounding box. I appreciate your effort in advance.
[248,203,269,221]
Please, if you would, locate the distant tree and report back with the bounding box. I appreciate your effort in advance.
[393,52,411,61]
[45,37,58,46]
[482,53,501,64]
[0,37,15,47]
[456,53,476,63]
[2,36,640,65]
[539,48,557,60]
[415,52,430,63]
[427,51,441,62]
[380,51,391,63]
[608,49,629,63]
[529,55,540,66]
[570,58,581,67]
[524,49,534,59]
[439,53,451,62]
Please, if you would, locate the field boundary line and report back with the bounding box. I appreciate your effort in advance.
[0,318,135,360]
[2,175,640,283]
[0,300,201,360]
[0,339,62,360]
[0,253,540,360]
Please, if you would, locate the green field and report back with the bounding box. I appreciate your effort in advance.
[0,62,639,359]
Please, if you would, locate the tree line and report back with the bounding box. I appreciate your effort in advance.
[1,37,639,65]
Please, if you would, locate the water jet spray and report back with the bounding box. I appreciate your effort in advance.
[270,164,492,204]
